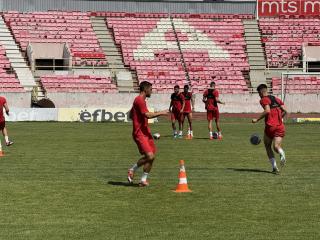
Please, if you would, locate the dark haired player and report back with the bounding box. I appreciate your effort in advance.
[203,82,224,140]
[169,85,185,138]
[252,84,287,173]
[181,85,194,139]
[127,81,168,186]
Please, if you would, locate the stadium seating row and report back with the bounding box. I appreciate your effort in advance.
[272,77,320,94]
[94,12,253,19]
[108,16,187,93]
[107,16,249,93]
[1,11,319,94]
[3,11,106,66]
[0,45,24,92]
[40,75,118,93]
[259,18,320,68]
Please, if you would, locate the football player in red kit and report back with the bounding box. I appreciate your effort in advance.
[169,85,185,138]
[127,81,168,186]
[0,96,13,155]
[181,85,195,139]
[252,84,287,173]
[203,82,225,140]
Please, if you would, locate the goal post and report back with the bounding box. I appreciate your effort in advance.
[280,72,320,102]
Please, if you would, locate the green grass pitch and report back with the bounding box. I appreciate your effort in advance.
[0,119,319,239]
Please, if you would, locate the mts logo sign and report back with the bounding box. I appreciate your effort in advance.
[259,0,320,16]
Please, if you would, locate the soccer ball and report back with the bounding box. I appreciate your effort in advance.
[250,134,261,145]
[153,133,161,140]
[212,132,219,139]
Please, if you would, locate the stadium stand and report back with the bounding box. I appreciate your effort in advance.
[0,0,318,113]
[106,13,252,93]
[259,17,320,68]
[272,76,320,94]
[0,11,255,95]
[106,16,188,93]
[3,9,319,96]
[173,17,250,93]
[40,75,117,93]
[3,11,107,67]
[0,44,25,92]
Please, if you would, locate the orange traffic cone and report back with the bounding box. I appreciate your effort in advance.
[0,151,4,157]
[174,160,192,192]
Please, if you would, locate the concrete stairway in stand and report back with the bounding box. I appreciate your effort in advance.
[91,16,135,92]
[0,16,36,91]
[243,19,267,91]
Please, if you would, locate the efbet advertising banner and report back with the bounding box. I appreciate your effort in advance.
[258,0,320,17]
[58,108,154,123]
[5,108,58,121]
[58,108,131,122]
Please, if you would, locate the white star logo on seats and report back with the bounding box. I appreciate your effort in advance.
[133,18,230,61]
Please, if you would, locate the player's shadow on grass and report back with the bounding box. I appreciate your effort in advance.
[158,135,208,140]
[108,181,139,187]
[227,168,273,174]
[161,135,174,138]
[193,137,211,140]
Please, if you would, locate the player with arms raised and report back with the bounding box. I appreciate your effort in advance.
[127,81,168,186]
[169,85,185,138]
[252,84,287,173]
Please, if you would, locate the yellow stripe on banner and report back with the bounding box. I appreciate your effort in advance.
[295,118,320,123]
[57,108,154,123]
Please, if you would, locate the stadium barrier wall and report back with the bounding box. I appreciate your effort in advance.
[0,92,32,108]
[6,108,57,121]
[5,107,154,122]
[58,108,131,122]
[4,94,320,122]
[0,0,255,14]
[47,93,320,113]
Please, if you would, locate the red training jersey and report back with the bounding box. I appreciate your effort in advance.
[0,96,7,122]
[260,95,284,127]
[171,92,185,112]
[182,92,192,112]
[203,89,219,111]
[131,95,151,137]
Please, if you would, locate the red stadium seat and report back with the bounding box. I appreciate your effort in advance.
[272,76,320,94]
[3,11,107,67]
[105,14,250,93]
[40,75,117,93]
[0,45,25,92]
[259,18,320,68]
